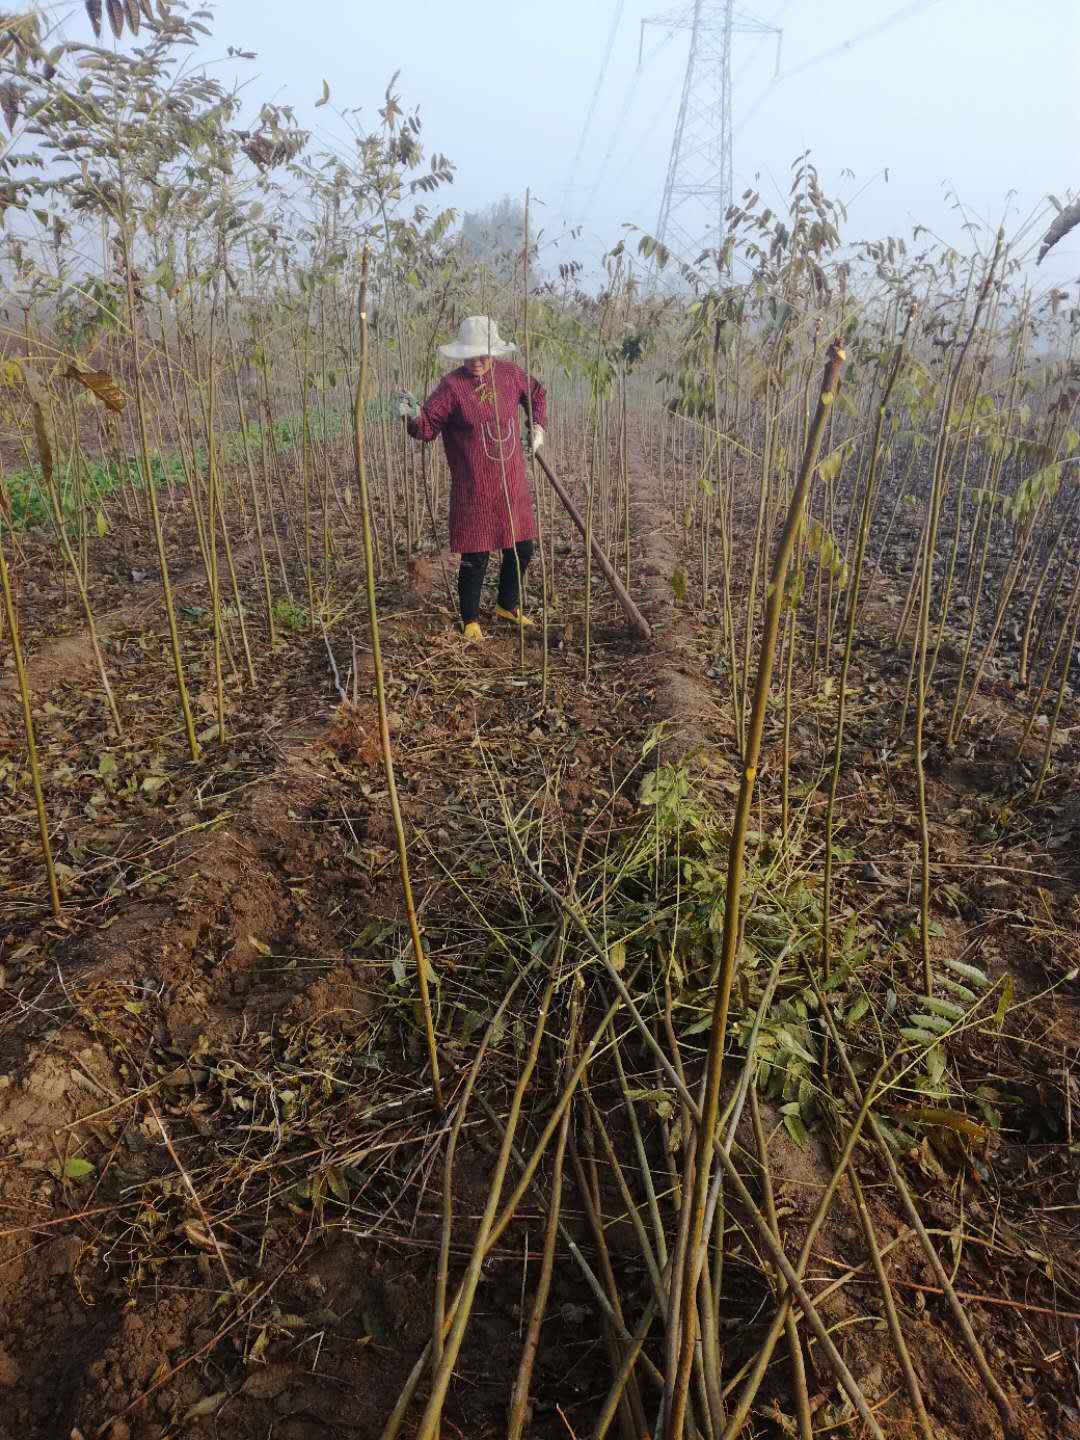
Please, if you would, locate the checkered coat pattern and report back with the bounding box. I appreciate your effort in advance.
[407,360,547,553]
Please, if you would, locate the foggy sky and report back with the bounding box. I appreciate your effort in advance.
[208,1,1077,287]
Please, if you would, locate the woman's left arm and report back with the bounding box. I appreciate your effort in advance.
[519,366,547,428]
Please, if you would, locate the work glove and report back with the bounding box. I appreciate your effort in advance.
[396,389,419,421]
[522,422,544,458]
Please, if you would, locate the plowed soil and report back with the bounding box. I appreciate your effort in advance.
[1,436,1078,1440]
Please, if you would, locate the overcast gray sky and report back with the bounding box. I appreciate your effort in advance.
[214,0,1077,286]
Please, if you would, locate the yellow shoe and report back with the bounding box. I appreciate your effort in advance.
[462,621,484,643]
[496,606,535,628]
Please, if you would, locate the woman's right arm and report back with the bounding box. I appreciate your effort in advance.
[407,377,455,442]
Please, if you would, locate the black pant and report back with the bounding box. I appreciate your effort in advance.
[458,541,534,623]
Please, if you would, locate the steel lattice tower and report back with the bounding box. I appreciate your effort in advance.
[645,0,781,257]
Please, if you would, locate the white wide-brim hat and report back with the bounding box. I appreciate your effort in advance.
[438,315,517,360]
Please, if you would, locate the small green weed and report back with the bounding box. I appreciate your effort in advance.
[273,597,310,632]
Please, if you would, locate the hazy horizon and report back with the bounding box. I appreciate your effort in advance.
[184,0,1080,290]
[25,0,1078,298]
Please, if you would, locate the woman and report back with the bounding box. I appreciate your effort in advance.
[397,315,546,642]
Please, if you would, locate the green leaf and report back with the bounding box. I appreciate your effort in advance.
[183,1392,229,1422]
[325,1165,350,1203]
[944,958,990,988]
[97,752,118,778]
[151,259,176,293]
[775,1027,816,1065]
[783,1112,809,1148]
[63,1157,95,1181]
[682,1014,713,1037]
[940,976,978,1004]
[818,447,845,484]
[873,1117,908,1154]
[926,1047,946,1084]
[919,996,966,1022]
[909,1012,953,1034]
[993,974,1014,1030]
[640,723,666,759]
[418,947,440,990]
[900,1027,940,1047]
[846,997,870,1027]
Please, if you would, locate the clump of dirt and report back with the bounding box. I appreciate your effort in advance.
[404,548,454,603]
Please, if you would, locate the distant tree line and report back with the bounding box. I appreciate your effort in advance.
[459,196,535,281]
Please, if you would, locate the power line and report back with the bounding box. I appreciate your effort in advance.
[786,0,942,79]
[736,0,945,139]
[571,0,945,258]
[603,74,685,212]
[579,30,678,226]
[561,0,626,217]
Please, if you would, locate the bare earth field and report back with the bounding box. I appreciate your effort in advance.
[1,437,1078,1440]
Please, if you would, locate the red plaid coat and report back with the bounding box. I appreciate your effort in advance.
[407,361,547,553]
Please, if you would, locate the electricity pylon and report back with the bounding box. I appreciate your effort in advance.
[643,0,781,257]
